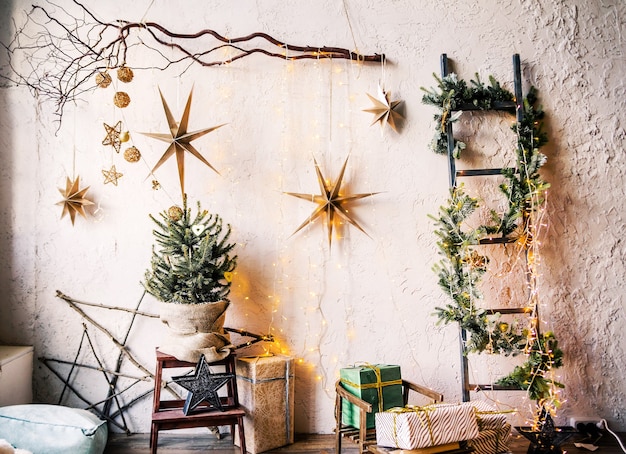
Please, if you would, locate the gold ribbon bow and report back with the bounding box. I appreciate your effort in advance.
[387,405,437,448]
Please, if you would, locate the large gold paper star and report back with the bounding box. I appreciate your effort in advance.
[284,156,379,247]
[102,165,123,185]
[56,176,95,225]
[102,121,123,152]
[140,88,226,196]
[363,84,404,133]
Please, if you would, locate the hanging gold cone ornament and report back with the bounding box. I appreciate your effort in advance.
[117,66,134,83]
[284,155,380,248]
[95,71,112,88]
[113,91,131,108]
[56,176,95,225]
[363,84,404,133]
[123,146,141,163]
[140,87,226,196]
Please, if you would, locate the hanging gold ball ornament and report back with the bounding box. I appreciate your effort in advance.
[168,205,183,221]
[113,91,131,108]
[123,146,141,163]
[116,66,134,83]
[95,71,112,88]
[120,131,130,143]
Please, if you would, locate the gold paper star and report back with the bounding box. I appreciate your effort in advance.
[102,165,123,185]
[102,121,123,152]
[56,176,95,225]
[284,156,379,247]
[363,84,404,133]
[140,88,226,196]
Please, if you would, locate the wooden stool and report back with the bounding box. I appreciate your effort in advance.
[150,350,246,454]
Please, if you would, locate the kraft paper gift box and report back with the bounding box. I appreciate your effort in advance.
[234,355,294,454]
[375,402,480,450]
[340,364,403,429]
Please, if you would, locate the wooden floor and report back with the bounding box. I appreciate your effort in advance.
[104,430,626,454]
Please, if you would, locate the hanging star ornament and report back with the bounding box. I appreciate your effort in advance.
[363,84,404,133]
[284,156,379,248]
[102,121,124,152]
[102,165,123,185]
[140,88,226,196]
[56,176,95,225]
[172,355,234,415]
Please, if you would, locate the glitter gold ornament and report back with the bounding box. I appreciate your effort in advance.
[117,66,134,83]
[102,165,123,186]
[95,71,112,88]
[113,91,131,108]
[102,121,123,153]
[123,146,141,163]
[168,205,183,221]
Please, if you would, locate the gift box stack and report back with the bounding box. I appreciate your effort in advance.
[340,364,404,429]
[467,401,512,454]
[375,402,480,451]
[234,355,294,454]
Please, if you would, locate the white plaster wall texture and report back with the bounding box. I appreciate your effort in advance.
[0,0,624,434]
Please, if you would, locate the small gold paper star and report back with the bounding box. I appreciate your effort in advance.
[56,176,95,225]
[102,165,123,185]
[140,88,226,196]
[363,84,404,133]
[102,121,123,152]
[284,156,379,247]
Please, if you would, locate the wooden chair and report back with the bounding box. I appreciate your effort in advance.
[150,350,246,454]
[334,379,444,454]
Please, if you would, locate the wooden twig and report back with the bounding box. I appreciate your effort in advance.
[39,356,151,381]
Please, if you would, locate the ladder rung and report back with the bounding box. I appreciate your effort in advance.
[452,101,517,112]
[456,167,516,177]
[478,237,517,245]
[484,307,530,315]
[468,383,525,392]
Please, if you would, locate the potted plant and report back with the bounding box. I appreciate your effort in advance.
[144,194,238,363]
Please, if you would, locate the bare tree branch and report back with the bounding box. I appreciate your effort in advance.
[0,0,385,126]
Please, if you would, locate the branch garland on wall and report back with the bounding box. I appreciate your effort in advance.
[0,0,385,124]
[422,74,563,404]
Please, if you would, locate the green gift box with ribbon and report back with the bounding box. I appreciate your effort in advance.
[340,364,403,429]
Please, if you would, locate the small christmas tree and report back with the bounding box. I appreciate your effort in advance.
[144,195,237,304]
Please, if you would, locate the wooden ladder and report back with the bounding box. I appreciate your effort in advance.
[440,53,534,401]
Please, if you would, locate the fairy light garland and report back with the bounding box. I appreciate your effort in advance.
[423,72,563,407]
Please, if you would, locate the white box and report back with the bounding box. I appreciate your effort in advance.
[0,346,34,406]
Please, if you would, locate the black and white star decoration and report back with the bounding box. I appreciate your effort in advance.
[172,354,235,415]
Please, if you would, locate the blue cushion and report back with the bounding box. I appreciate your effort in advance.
[0,404,107,454]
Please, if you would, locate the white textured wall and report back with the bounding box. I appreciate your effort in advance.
[0,0,624,434]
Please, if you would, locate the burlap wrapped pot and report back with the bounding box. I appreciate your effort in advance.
[158,300,233,363]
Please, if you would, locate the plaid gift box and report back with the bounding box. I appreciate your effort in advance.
[340,364,403,429]
[375,403,480,450]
